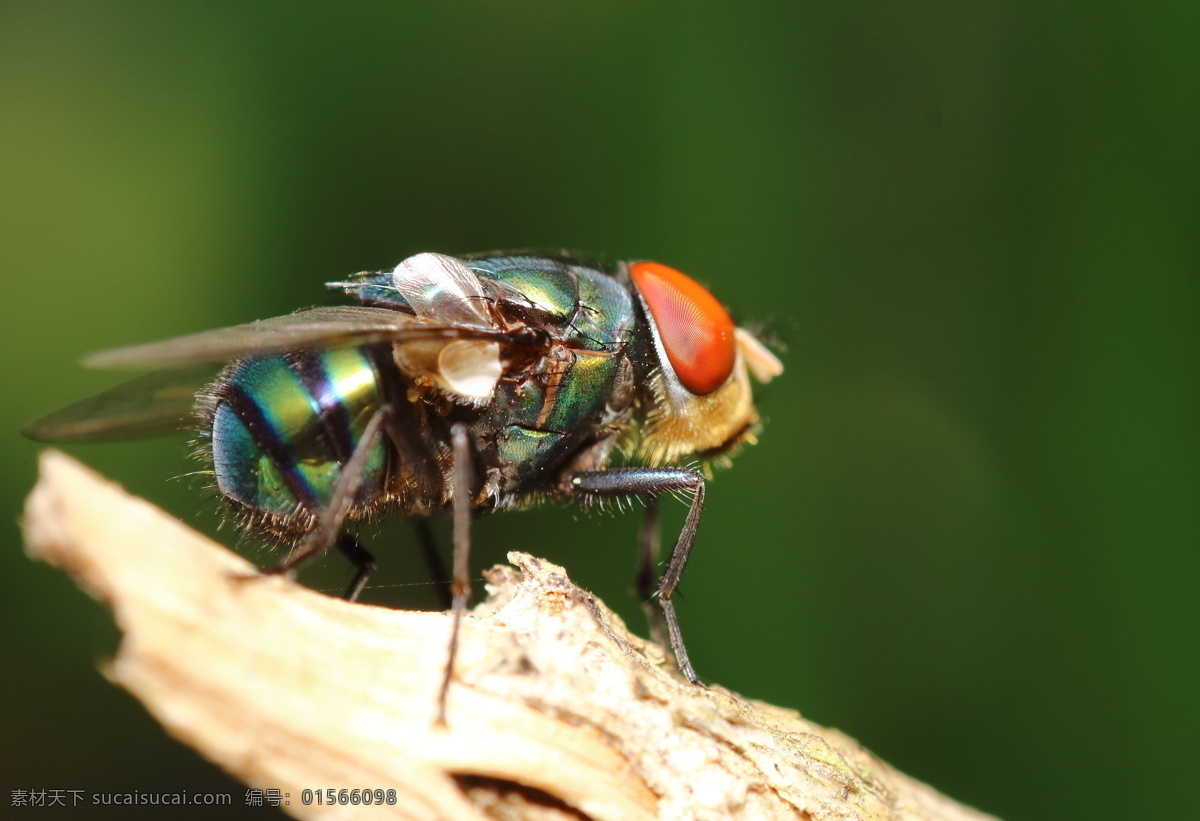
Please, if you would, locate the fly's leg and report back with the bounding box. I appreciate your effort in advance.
[635,497,669,653]
[413,519,452,611]
[363,345,441,503]
[335,534,377,602]
[263,407,388,593]
[437,423,474,725]
[570,468,706,684]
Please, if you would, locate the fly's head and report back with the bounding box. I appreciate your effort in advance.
[626,261,783,467]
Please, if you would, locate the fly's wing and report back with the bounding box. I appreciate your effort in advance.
[22,365,216,442]
[28,300,523,442]
[22,308,416,440]
[391,253,495,326]
[82,305,507,370]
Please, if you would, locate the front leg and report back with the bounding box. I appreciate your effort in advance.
[636,497,667,652]
[569,468,706,684]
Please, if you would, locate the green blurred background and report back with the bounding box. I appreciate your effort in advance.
[3,2,1197,819]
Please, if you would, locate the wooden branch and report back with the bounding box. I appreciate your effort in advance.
[22,451,1000,821]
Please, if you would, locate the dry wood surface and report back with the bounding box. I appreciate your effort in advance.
[22,451,1000,821]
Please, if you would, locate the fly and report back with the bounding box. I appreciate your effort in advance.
[25,250,783,720]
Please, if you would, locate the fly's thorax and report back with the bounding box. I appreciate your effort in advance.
[476,346,638,495]
[442,255,640,492]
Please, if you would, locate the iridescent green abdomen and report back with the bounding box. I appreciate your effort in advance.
[211,347,386,518]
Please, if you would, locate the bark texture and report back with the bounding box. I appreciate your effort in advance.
[22,451,1000,821]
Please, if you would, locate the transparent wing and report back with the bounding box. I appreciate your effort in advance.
[331,253,502,328]
[82,305,505,370]
[22,365,217,442]
[392,253,495,326]
[30,303,520,441]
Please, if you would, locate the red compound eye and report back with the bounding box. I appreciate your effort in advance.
[630,261,736,395]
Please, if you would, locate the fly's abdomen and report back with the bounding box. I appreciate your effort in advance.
[211,347,386,521]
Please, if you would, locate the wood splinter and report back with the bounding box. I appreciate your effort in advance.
[21,450,1000,821]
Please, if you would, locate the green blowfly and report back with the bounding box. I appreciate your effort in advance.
[25,250,783,720]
